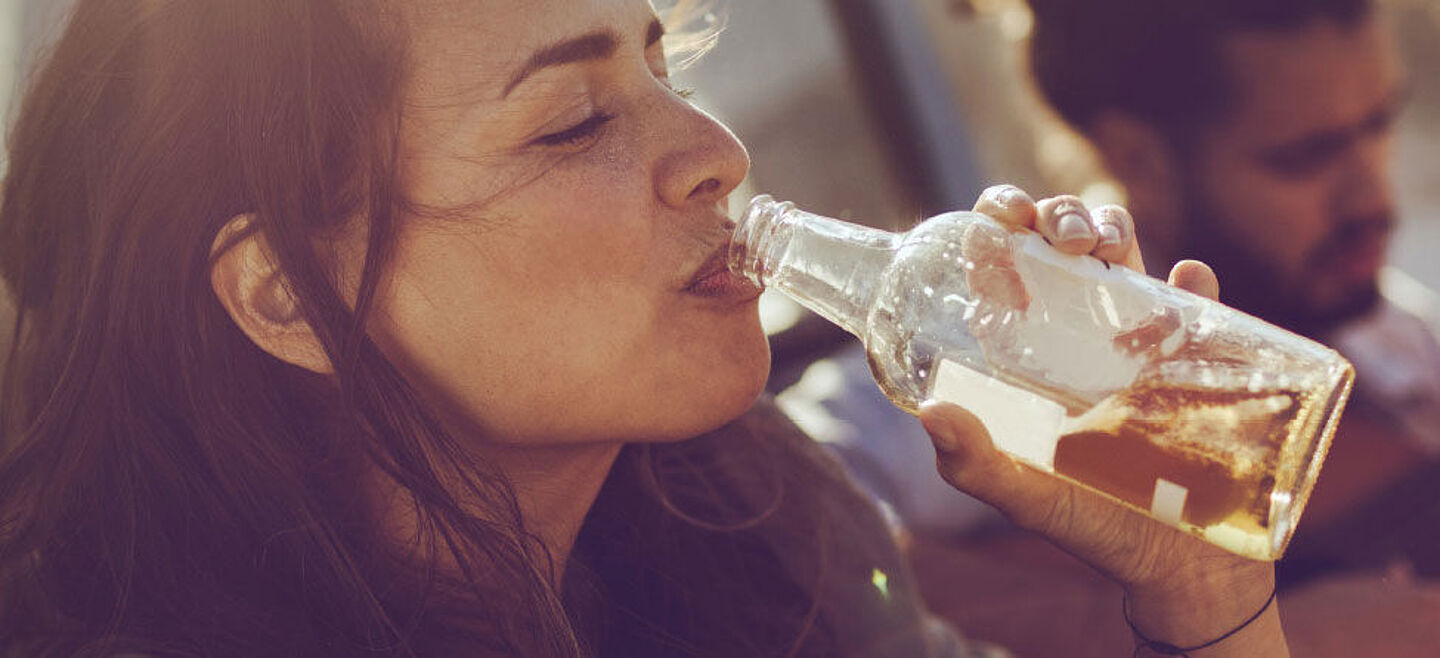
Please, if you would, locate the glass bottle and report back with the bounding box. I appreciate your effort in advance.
[730,195,1353,561]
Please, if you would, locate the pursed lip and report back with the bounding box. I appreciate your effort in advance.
[683,243,764,300]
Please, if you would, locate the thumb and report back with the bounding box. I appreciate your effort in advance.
[1168,259,1220,302]
[918,400,1067,530]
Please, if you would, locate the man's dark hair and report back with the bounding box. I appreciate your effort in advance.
[1028,0,1375,141]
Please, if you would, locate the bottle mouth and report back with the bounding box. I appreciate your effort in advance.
[728,194,794,287]
[1267,360,1354,559]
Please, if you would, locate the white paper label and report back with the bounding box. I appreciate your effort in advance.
[1151,478,1189,527]
[930,359,1066,469]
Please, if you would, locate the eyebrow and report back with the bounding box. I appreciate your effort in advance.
[502,19,666,98]
[1256,86,1409,158]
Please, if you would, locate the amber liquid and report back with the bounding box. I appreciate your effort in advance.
[1053,385,1308,559]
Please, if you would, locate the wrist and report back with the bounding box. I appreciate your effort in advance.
[1123,560,1275,649]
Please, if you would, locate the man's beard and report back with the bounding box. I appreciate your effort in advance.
[1175,182,1388,340]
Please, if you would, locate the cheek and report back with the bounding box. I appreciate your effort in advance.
[1201,164,1332,269]
[386,291,770,444]
[367,218,766,443]
[361,216,647,424]
[372,265,660,442]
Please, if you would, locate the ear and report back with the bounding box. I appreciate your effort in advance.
[210,214,334,375]
[1087,111,1179,200]
[1086,111,1187,269]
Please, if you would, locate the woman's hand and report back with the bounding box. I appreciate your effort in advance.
[920,185,1286,656]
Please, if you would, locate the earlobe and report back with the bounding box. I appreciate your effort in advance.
[210,214,334,375]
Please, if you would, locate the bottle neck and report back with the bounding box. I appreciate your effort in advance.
[729,195,900,337]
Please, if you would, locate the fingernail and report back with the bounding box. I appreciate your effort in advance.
[996,186,1027,207]
[1056,213,1092,242]
[920,402,959,452]
[1097,223,1122,247]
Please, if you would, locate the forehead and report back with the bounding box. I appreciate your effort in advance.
[1216,16,1404,138]
[398,0,655,95]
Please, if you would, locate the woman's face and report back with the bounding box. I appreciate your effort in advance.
[358,0,765,445]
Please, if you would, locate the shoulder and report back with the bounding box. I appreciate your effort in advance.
[721,400,1013,657]
[1380,268,1440,329]
[583,398,1006,657]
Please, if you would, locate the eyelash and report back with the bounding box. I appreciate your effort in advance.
[530,81,696,148]
[534,112,616,147]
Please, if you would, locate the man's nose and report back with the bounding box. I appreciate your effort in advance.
[1333,135,1395,221]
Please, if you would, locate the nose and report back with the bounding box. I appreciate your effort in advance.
[1333,133,1394,221]
[653,97,750,209]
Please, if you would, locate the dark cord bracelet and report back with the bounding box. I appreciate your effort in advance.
[1123,584,1278,657]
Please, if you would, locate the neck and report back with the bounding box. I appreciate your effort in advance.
[486,440,624,583]
[370,438,623,589]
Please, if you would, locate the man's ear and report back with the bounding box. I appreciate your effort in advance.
[1087,111,1179,200]
[1087,111,1186,268]
[210,214,334,375]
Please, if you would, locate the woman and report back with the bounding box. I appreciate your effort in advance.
[0,0,1284,656]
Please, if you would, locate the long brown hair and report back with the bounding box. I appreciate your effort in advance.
[0,2,932,657]
[0,1,572,655]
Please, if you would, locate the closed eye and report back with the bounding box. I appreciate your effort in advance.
[533,112,615,147]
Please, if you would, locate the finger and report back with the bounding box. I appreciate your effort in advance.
[1168,259,1220,301]
[918,400,1004,502]
[918,400,1065,528]
[966,267,1030,317]
[1089,205,1145,271]
[960,222,1030,314]
[971,184,1039,232]
[1035,195,1098,255]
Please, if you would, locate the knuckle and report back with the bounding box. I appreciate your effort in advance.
[982,183,1016,199]
[1092,204,1133,228]
[935,454,969,489]
[986,184,1029,205]
[1045,194,1087,214]
[1038,197,1091,235]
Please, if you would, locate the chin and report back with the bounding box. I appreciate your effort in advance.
[1291,281,1383,337]
[644,348,771,442]
[683,368,771,440]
